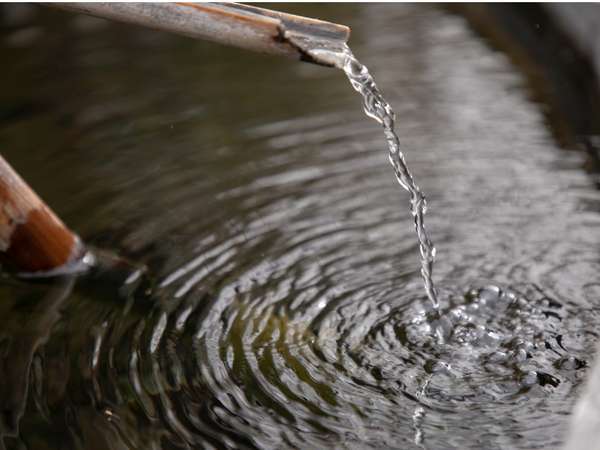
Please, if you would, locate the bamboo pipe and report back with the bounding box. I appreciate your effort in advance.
[52,2,351,67]
[0,155,83,274]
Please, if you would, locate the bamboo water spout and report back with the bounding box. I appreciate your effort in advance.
[53,2,351,67]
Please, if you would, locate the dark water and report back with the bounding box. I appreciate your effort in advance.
[1,4,600,450]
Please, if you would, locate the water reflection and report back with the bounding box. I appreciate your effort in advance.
[1,4,599,450]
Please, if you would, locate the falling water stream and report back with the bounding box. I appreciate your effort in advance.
[340,45,439,312]
[1,4,600,450]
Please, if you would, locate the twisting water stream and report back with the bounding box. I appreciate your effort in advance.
[340,45,439,312]
[1,4,600,450]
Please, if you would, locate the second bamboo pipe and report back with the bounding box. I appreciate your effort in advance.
[0,155,83,275]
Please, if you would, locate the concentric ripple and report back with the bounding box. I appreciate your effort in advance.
[1,4,600,450]
[46,269,594,449]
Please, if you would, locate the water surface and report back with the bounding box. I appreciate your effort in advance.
[1,4,599,450]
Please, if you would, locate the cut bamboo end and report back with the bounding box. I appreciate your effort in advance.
[0,155,84,275]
